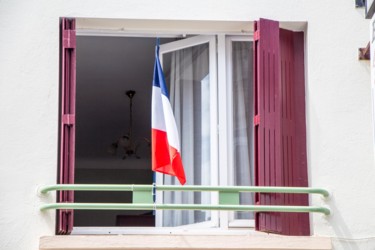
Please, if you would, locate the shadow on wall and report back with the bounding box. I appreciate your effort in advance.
[328,198,364,250]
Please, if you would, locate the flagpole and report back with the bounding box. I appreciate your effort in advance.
[152,172,156,217]
[152,37,160,218]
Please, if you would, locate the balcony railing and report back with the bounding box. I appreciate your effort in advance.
[39,184,330,215]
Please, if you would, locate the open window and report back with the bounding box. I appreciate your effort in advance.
[58,17,309,236]
[156,35,218,228]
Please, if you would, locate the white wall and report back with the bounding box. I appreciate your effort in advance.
[0,0,374,249]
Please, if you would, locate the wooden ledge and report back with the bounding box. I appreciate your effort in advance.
[40,235,332,250]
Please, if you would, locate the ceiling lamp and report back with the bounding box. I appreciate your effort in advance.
[108,90,150,159]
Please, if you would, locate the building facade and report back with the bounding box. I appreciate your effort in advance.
[0,0,374,249]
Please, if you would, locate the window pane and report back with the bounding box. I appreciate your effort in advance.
[232,41,254,220]
[162,43,211,226]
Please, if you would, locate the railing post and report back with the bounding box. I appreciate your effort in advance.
[133,190,153,204]
[219,191,240,205]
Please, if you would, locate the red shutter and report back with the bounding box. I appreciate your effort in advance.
[58,17,76,235]
[254,18,309,236]
[279,28,309,236]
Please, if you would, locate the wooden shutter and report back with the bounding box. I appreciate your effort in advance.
[58,17,76,235]
[254,18,309,236]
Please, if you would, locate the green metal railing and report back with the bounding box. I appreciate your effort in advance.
[39,184,330,215]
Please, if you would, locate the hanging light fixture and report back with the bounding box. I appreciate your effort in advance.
[108,90,150,159]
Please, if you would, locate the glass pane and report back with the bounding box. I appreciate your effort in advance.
[162,43,211,227]
[231,41,254,220]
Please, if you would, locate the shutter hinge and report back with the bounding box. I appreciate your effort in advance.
[63,114,75,126]
[63,30,76,49]
[254,30,260,41]
[254,115,260,126]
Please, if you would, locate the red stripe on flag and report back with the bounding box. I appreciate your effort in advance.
[152,129,172,173]
[152,129,186,185]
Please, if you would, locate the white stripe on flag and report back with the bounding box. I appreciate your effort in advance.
[152,86,166,132]
[161,94,181,152]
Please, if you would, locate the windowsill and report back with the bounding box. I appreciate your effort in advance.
[71,220,256,235]
[40,234,332,250]
[71,227,257,235]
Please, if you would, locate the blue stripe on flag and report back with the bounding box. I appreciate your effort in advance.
[152,45,169,98]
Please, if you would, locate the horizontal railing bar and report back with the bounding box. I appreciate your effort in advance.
[161,185,329,197]
[39,184,329,197]
[39,203,330,215]
[39,184,152,193]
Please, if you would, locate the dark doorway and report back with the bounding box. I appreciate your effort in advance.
[74,36,173,227]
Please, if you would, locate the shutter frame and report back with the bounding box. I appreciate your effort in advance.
[58,17,76,235]
[254,19,309,236]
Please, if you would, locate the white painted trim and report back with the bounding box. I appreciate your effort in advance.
[228,219,255,228]
[226,36,235,198]
[40,235,332,250]
[76,29,251,37]
[217,34,229,229]
[76,29,184,37]
[76,18,254,35]
[159,35,215,54]
[209,35,219,228]
[71,227,255,235]
[75,18,307,36]
[225,36,254,226]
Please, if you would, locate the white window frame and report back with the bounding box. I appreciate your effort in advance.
[72,29,255,235]
[156,35,219,229]
[225,35,255,228]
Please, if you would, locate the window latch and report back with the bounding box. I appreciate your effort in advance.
[254,30,260,41]
[254,115,260,126]
[62,114,75,126]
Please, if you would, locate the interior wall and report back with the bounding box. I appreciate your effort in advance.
[75,36,174,167]
[74,169,152,226]
[74,36,173,226]
[75,36,174,173]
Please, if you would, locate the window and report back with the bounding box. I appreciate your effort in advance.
[157,36,218,228]
[58,18,309,236]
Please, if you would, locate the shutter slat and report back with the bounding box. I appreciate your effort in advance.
[58,17,76,235]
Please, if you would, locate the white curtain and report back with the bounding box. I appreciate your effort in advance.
[232,41,254,220]
[163,43,211,227]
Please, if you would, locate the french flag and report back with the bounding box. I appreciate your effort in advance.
[151,43,186,185]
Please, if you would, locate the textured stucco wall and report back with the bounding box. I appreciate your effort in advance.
[0,0,374,249]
